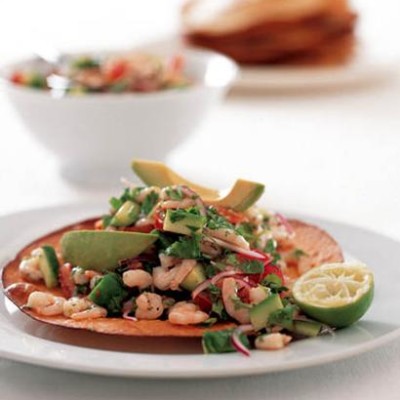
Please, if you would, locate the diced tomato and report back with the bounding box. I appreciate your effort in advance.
[59,263,75,298]
[215,206,249,225]
[107,61,127,82]
[10,71,25,85]
[153,207,165,230]
[237,285,251,304]
[193,292,212,313]
[261,263,285,285]
[124,224,155,233]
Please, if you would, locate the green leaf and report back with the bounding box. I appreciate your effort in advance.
[206,207,234,230]
[268,305,298,329]
[141,192,159,215]
[236,222,255,243]
[165,186,184,200]
[264,239,281,264]
[165,235,201,259]
[239,259,264,274]
[261,274,288,294]
[202,329,250,354]
[168,207,200,223]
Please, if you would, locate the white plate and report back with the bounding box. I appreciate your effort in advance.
[236,42,399,90]
[0,203,400,379]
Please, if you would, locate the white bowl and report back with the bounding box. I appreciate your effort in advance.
[0,49,238,185]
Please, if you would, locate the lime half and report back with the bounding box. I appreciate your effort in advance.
[292,262,374,328]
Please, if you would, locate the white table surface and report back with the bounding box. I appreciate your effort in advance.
[1,0,400,398]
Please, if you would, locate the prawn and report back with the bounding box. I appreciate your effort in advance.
[63,297,107,320]
[168,301,209,325]
[135,292,164,320]
[26,291,65,316]
[222,277,251,324]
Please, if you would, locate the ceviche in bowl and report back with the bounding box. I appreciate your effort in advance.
[2,160,374,356]
[0,49,237,185]
[8,53,191,95]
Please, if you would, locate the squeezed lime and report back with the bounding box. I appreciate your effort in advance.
[292,262,374,328]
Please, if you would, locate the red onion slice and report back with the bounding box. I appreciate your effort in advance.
[210,237,266,260]
[275,213,294,236]
[231,324,254,357]
[191,278,212,300]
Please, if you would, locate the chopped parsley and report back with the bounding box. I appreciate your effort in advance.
[141,192,159,215]
[165,234,201,259]
[264,239,281,264]
[206,207,233,230]
[165,186,184,200]
[268,304,298,329]
[261,274,287,294]
[239,259,264,274]
[202,329,250,354]
[168,207,201,223]
[236,222,256,243]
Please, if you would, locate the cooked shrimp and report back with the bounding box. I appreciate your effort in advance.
[168,301,209,325]
[26,291,65,316]
[122,270,153,289]
[159,253,178,269]
[249,286,269,305]
[200,238,222,258]
[205,228,250,250]
[222,277,250,324]
[63,297,107,320]
[153,259,196,291]
[19,256,43,282]
[135,292,164,320]
[255,333,292,350]
[72,267,89,285]
[161,199,197,209]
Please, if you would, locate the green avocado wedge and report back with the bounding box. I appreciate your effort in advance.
[207,179,265,212]
[132,159,219,199]
[132,159,265,211]
[61,230,158,272]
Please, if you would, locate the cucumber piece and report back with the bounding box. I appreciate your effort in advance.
[38,246,60,288]
[250,293,283,331]
[110,201,140,227]
[291,320,323,337]
[181,264,206,291]
[163,209,206,235]
[88,273,127,314]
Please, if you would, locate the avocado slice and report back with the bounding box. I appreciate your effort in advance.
[88,273,127,314]
[132,159,218,199]
[61,230,158,272]
[37,246,60,288]
[110,200,140,227]
[250,293,284,331]
[132,160,265,212]
[163,209,206,236]
[181,264,207,291]
[290,320,323,337]
[207,179,265,212]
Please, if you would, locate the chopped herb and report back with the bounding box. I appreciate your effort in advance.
[268,304,298,329]
[202,329,250,354]
[239,259,264,274]
[165,234,201,259]
[109,188,133,212]
[201,317,218,327]
[206,207,234,230]
[165,186,184,200]
[208,284,221,297]
[264,239,281,264]
[102,215,113,228]
[141,192,159,215]
[236,223,255,242]
[168,207,200,223]
[292,248,308,260]
[211,299,229,320]
[261,274,288,294]
[153,231,176,251]
[225,253,239,266]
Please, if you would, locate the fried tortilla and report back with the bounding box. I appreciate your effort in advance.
[1,217,343,337]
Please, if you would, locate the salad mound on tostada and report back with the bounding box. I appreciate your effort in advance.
[2,160,374,355]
